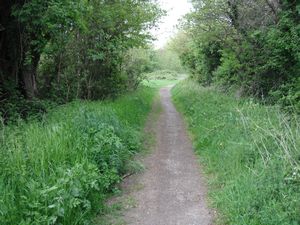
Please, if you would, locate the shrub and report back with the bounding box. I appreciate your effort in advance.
[0,86,155,224]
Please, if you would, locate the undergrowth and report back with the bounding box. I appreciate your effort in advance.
[172,80,300,225]
[146,70,181,80]
[0,86,156,224]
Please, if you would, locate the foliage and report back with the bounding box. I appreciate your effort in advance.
[0,80,55,123]
[0,86,156,224]
[146,70,181,81]
[119,45,185,89]
[121,48,157,90]
[179,0,300,112]
[37,0,163,100]
[173,80,300,225]
[152,49,185,73]
[0,0,164,120]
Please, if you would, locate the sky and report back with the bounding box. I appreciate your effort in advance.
[151,0,192,49]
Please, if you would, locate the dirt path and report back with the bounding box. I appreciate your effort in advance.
[123,87,214,225]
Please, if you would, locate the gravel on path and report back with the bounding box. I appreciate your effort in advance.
[123,87,214,225]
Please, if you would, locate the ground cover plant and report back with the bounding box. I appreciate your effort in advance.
[172,80,300,225]
[0,86,156,224]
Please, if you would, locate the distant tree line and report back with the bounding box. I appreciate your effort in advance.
[172,0,299,112]
[0,0,163,121]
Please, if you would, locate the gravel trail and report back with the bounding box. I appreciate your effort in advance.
[123,87,214,225]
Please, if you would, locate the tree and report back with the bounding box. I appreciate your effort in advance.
[180,0,299,110]
[0,0,164,120]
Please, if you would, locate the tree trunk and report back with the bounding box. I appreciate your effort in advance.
[0,0,40,100]
[0,1,16,85]
[20,37,41,98]
[22,63,38,99]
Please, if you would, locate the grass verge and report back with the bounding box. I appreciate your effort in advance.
[145,70,181,80]
[0,86,157,225]
[94,82,164,225]
[172,80,300,225]
[142,79,180,88]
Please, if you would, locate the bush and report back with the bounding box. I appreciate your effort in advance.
[121,48,155,91]
[270,77,300,113]
[0,86,156,224]
[180,0,300,113]
[0,81,54,123]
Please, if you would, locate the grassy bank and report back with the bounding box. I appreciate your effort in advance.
[142,70,186,88]
[172,80,300,225]
[143,79,179,88]
[0,86,156,224]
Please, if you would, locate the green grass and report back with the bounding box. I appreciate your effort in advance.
[172,80,300,225]
[142,70,187,88]
[145,69,181,80]
[0,86,157,225]
[143,79,180,88]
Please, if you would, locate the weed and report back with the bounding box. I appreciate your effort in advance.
[172,80,300,225]
[0,86,156,224]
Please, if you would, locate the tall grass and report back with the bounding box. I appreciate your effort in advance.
[0,86,156,224]
[172,80,300,225]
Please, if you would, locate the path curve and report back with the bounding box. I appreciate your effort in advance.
[124,87,214,225]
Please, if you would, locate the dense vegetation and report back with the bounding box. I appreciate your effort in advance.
[122,47,184,86]
[1,0,299,224]
[173,0,299,112]
[146,70,182,81]
[170,2,300,223]
[173,80,300,225]
[0,86,156,224]
[0,2,170,223]
[0,0,163,121]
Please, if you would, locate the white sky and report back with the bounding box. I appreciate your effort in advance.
[151,0,192,49]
